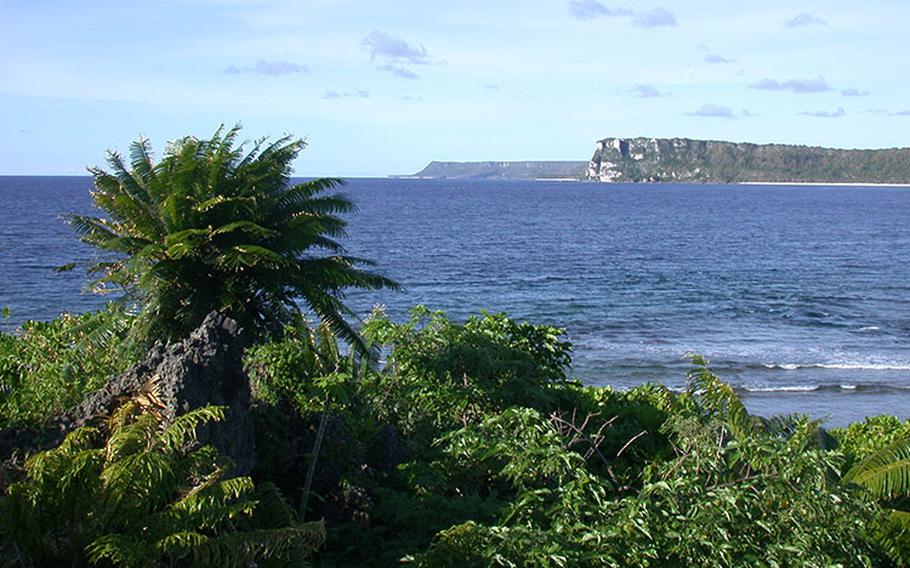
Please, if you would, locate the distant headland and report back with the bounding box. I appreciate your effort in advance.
[398,138,910,184]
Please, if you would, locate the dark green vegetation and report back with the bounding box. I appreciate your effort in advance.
[3,305,910,565]
[2,402,324,566]
[2,128,909,565]
[589,137,910,183]
[67,125,396,348]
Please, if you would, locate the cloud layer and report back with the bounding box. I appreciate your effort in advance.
[688,104,752,119]
[362,31,441,79]
[322,89,370,100]
[569,1,676,27]
[625,84,671,98]
[378,64,420,79]
[799,107,846,118]
[786,12,827,27]
[750,75,831,94]
[865,109,910,117]
[361,31,432,64]
[704,53,735,64]
[569,0,632,19]
[224,59,309,76]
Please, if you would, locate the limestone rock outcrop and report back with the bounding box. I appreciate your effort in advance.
[0,312,256,476]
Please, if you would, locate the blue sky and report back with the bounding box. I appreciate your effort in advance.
[2,0,909,176]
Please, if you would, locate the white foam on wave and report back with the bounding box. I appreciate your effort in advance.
[817,363,910,371]
[762,362,910,371]
[858,326,881,332]
[744,385,818,393]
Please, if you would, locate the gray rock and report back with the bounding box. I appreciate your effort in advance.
[1,312,256,476]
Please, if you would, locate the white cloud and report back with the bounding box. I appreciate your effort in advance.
[361,31,432,64]
[224,59,309,76]
[633,8,676,27]
[568,2,675,27]
[568,0,632,19]
[799,107,846,118]
[865,108,910,116]
[322,89,370,100]
[704,53,735,64]
[786,12,827,27]
[688,104,749,119]
[750,75,831,94]
[378,64,420,80]
[625,84,671,98]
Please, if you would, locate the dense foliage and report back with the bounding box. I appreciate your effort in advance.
[241,308,909,566]
[0,306,134,429]
[3,305,910,565]
[0,402,323,566]
[67,125,397,347]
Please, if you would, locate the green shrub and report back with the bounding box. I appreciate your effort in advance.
[245,320,357,415]
[833,415,910,467]
[360,306,573,445]
[0,306,134,429]
[411,362,887,567]
[0,403,323,567]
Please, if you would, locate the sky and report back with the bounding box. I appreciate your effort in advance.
[2,0,909,176]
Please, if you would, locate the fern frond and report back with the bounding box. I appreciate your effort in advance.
[87,533,155,567]
[159,405,226,450]
[844,438,910,500]
[686,355,754,440]
[192,524,325,567]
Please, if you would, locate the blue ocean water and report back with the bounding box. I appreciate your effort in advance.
[2,176,909,425]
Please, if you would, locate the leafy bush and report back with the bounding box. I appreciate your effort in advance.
[360,306,573,445]
[833,415,910,467]
[0,403,323,567]
[0,306,134,429]
[245,320,357,415]
[412,365,885,567]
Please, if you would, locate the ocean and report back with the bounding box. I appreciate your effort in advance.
[2,176,909,426]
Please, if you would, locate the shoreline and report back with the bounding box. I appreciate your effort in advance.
[738,181,910,187]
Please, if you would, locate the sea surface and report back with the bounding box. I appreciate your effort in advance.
[2,176,909,426]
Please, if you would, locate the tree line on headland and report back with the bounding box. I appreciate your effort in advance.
[406,137,910,184]
[1,126,909,566]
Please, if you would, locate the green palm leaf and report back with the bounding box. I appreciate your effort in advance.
[844,438,910,500]
[67,125,397,348]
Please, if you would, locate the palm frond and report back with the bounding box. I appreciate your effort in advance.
[844,438,910,500]
[686,355,754,440]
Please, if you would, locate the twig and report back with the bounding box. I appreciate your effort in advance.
[617,430,648,459]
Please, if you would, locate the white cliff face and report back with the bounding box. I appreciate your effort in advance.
[587,136,910,183]
[587,137,689,182]
[587,138,629,182]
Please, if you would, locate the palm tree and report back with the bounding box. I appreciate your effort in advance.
[68,125,398,349]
